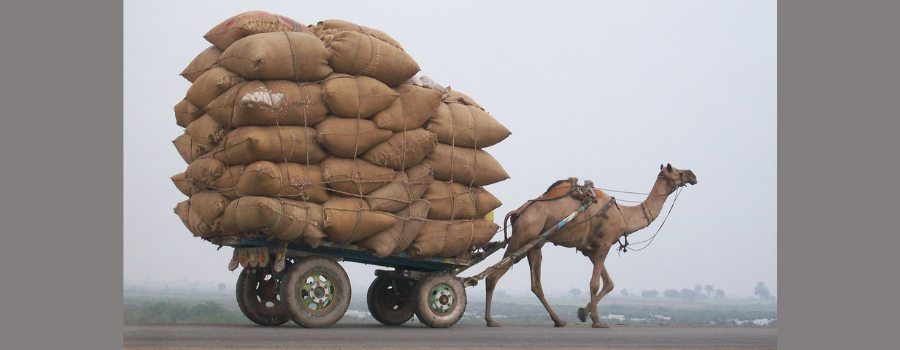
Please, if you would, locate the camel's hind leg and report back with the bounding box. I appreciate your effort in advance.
[484,259,514,327]
[526,248,567,327]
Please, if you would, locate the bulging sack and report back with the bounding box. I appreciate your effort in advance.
[177,192,232,238]
[320,158,397,196]
[372,84,443,132]
[185,67,246,109]
[172,133,206,164]
[233,161,329,203]
[422,181,503,220]
[211,126,327,165]
[171,173,194,197]
[174,99,204,128]
[311,19,405,50]
[220,196,326,247]
[360,128,438,170]
[218,32,332,81]
[322,31,420,87]
[408,219,500,259]
[355,200,429,258]
[322,74,399,119]
[204,11,314,51]
[425,102,511,148]
[422,143,510,186]
[207,80,328,128]
[184,114,228,152]
[364,164,433,213]
[315,116,393,158]
[180,45,223,83]
[322,197,397,244]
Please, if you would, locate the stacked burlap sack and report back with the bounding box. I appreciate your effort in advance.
[171,11,511,260]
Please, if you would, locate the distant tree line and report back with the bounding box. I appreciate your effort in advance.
[636,282,772,301]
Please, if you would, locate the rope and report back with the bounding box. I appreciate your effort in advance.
[618,187,683,254]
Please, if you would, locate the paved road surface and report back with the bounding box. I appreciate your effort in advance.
[124,323,776,349]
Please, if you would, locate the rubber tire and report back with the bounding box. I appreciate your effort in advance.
[412,272,467,328]
[279,256,351,328]
[367,276,415,326]
[236,266,290,326]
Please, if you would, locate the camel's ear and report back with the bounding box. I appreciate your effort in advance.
[667,163,673,172]
[660,164,664,170]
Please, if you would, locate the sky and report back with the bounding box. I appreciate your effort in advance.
[124,0,777,299]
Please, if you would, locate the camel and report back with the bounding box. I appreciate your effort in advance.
[483,164,697,328]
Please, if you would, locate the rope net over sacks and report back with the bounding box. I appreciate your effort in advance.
[172,11,511,260]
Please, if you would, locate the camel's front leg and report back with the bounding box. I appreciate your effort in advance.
[484,259,514,327]
[578,253,613,328]
[526,248,567,327]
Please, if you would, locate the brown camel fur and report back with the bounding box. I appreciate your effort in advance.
[484,164,697,328]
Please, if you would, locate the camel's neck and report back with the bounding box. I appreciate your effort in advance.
[620,176,676,235]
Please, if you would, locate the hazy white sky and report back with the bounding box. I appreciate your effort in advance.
[124,0,776,298]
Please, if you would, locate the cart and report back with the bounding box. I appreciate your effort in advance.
[210,200,601,328]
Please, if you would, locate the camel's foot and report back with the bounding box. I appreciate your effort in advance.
[592,321,610,329]
[553,320,567,327]
[486,320,502,327]
[577,308,588,322]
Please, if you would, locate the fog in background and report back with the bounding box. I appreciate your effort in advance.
[124,1,776,299]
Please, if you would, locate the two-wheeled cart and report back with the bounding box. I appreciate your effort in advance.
[211,200,600,328]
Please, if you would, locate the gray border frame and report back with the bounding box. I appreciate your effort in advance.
[3,0,897,348]
[1,1,124,349]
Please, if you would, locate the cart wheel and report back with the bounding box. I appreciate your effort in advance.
[367,275,415,326]
[236,265,289,326]
[279,256,351,328]
[412,272,467,328]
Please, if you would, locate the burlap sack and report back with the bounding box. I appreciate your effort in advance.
[184,114,228,151]
[185,67,246,109]
[422,143,510,186]
[315,116,392,158]
[360,128,438,170]
[180,45,223,83]
[322,197,397,244]
[184,157,228,189]
[322,74,399,119]
[233,161,329,203]
[171,173,193,197]
[211,126,327,165]
[218,32,332,82]
[310,19,404,50]
[207,80,328,128]
[371,84,443,132]
[425,102,511,148]
[182,192,232,238]
[364,164,433,212]
[443,88,484,110]
[393,200,431,254]
[408,219,500,259]
[174,200,191,232]
[172,133,206,164]
[174,99,204,128]
[422,181,503,220]
[220,196,326,247]
[322,31,419,87]
[204,11,314,51]
[320,158,396,196]
[356,200,429,258]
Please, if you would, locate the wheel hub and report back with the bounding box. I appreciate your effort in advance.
[301,273,335,312]
[428,284,455,314]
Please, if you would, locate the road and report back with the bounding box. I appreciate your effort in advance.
[124,323,776,349]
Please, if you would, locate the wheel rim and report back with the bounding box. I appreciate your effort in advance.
[254,271,282,310]
[427,283,455,314]
[300,272,337,313]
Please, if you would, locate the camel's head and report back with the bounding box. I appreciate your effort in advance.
[659,163,698,188]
